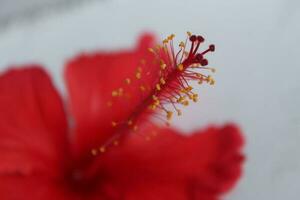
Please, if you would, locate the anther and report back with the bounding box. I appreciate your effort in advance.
[156,84,161,91]
[177,64,184,71]
[136,72,141,79]
[160,77,166,85]
[99,147,106,153]
[125,78,131,84]
[166,111,173,121]
[91,149,97,156]
[111,121,117,127]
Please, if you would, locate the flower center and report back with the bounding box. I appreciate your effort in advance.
[91,32,216,155]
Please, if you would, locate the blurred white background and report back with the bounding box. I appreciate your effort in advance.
[0,0,299,199]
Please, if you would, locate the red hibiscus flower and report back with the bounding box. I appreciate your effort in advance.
[0,33,244,200]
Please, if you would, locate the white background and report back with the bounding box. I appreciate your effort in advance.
[0,0,299,199]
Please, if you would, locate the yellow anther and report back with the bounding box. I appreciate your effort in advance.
[125,78,131,84]
[182,100,189,106]
[187,31,192,37]
[148,48,155,53]
[112,90,118,97]
[192,94,198,102]
[152,95,158,100]
[136,72,141,79]
[149,104,156,110]
[107,101,112,107]
[196,73,202,78]
[111,121,117,127]
[168,34,175,40]
[137,67,142,72]
[154,99,160,106]
[198,80,203,85]
[211,68,216,73]
[210,79,215,85]
[177,64,184,71]
[156,83,161,91]
[113,140,119,146]
[91,149,97,156]
[176,109,182,116]
[166,111,173,121]
[140,85,146,91]
[160,77,166,85]
[177,96,185,103]
[163,39,169,44]
[186,86,193,91]
[160,63,167,70]
[207,75,212,82]
[179,41,185,48]
[128,120,133,125]
[99,147,106,153]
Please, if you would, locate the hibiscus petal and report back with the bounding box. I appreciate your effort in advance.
[0,175,73,200]
[0,67,69,177]
[65,33,159,157]
[93,124,244,200]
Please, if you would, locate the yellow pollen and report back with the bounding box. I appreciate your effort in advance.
[156,83,161,91]
[148,48,156,54]
[177,64,184,71]
[91,149,97,156]
[160,63,167,70]
[166,111,173,121]
[192,96,198,102]
[99,147,106,153]
[210,79,215,85]
[179,41,185,48]
[187,31,192,37]
[182,100,189,106]
[112,90,118,97]
[140,85,146,91]
[111,121,117,127]
[154,99,160,106]
[136,72,141,79]
[160,77,166,85]
[177,96,185,103]
[150,104,156,110]
[152,95,158,100]
[163,39,169,44]
[198,80,203,85]
[125,78,131,84]
[187,86,193,91]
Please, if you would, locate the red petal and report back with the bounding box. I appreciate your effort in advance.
[0,175,72,200]
[65,33,159,157]
[92,124,244,199]
[0,67,69,177]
